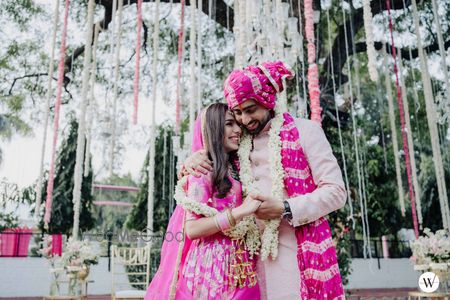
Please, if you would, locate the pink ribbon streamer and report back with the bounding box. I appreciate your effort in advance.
[133,0,143,124]
[386,0,419,238]
[175,0,186,133]
[44,0,70,227]
[304,0,322,124]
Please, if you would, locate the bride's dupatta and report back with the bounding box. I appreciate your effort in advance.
[144,113,205,300]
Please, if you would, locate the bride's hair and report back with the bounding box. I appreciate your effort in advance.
[203,103,238,198]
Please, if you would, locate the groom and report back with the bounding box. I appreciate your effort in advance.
[183,61,346,299]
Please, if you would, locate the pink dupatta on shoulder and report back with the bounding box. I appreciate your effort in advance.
[280,113,344,299]
[144,113,206,300]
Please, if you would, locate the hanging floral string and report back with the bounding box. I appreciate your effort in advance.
[132,0,143,125]
[175,0,186,133]
[326,9,354,227]
[44,0,70,227]
[189,0,197,143]
[36,0,60,219]
[84,23,101,178]
[349,11,371,253]
[410,0,450,231]
[72,0,96,240]
[196,0,203,115]
[147,0,161,242]
[362,0,378,81]
[297,1,307,117]
[342,5,369,257]
[386,0,419,237]
[431,0,450,112]
[382,47,406,217]
[304,0,321,124]
[110,0,124,176]
[397,49,423,227]
[233,0,246,68]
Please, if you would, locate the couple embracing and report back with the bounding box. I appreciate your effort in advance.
[145,61,347,300]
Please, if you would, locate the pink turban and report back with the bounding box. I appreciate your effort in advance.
[224,61,294,109]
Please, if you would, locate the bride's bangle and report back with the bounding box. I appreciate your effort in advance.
[226,209,236,227]
[216,211,231,231]
[213,215,221,231]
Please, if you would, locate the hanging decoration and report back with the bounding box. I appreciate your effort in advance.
[44,0,71,227]
[410,0,450,231]
[196,0,203,115]
[397,50,423,227]
[304,0,322,124]
[84,23,101,178]
[296,1,308,118]
[147,0,161,243]
[362,0,378,81]
[341,5,369,257]
[326,9,354,227]
[175,0,186,133]
[132,0,143,125]
[110,0,124,176]
[189,0,198,144]
[431,0,450,121]
[383,46,406,217]
[36,0,60,219]
[233,0,245,68]
[72,0,96,240]
[386,0,419,237]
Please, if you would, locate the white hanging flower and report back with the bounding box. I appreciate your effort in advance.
[363,0,378,81]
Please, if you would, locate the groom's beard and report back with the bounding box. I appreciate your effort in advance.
[246,113,272,136]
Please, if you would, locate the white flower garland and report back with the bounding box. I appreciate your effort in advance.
[238,107,285,260]
[363,0,378,81]
[174,176,261,257]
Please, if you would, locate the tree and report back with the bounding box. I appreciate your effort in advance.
[0,0,44,164]
[38,118,95,235]
[126,124,177,235]
[52,0,449,115]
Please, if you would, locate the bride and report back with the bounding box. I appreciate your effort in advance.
[145,103,262,300]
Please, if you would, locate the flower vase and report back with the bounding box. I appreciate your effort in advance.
[49,274,60,296]
[66,267,82,296]
[430,263,449,293]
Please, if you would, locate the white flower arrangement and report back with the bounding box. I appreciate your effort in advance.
[410,228,450,266]
[174,176,261,257]
[238,106,285,260]
[61,237,100,269]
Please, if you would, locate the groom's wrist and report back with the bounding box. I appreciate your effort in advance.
[281,200,293,220]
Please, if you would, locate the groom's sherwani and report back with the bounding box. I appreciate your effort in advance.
[250,118,347,300]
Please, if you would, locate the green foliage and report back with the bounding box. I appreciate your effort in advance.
[0,211,19,232]
[0,0,43,28]
[38,119,94,235]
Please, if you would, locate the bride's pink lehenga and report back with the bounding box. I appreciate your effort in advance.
[145,174,260,300]
[145,110,260,300]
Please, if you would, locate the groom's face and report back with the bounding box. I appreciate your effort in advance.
[231,99,271,135]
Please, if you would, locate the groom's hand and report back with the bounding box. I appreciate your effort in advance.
[252,194,284,220]
[180,150,213,178]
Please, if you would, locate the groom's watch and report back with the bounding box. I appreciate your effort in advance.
[282,200,293,220]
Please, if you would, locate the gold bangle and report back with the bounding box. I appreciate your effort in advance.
[226,209,236,227]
